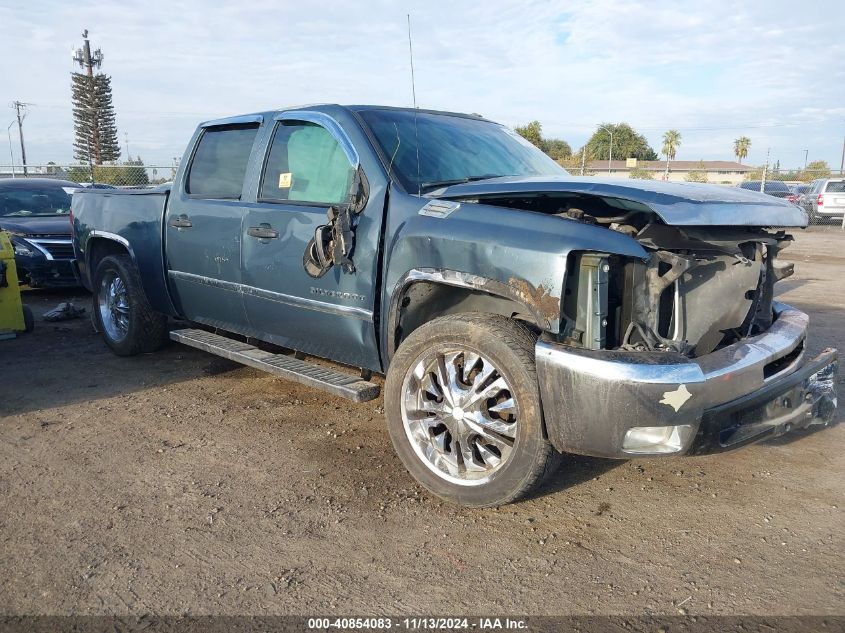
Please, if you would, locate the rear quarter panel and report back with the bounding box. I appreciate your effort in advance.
[73,188,177,315]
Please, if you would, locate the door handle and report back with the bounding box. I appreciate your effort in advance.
[169,214,192,229]
[247,224,279,240]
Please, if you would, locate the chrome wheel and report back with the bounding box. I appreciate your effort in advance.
[98,271,130,342]
[401,349,518,486]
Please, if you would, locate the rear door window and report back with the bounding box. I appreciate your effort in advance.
[186,123,259,199]
[824,180,845,193]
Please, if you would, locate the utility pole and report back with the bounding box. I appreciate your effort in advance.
[580,147,586,176]
[6,121,16,178]
[12,101,29,177]
[87,135,95,184]
[73,30,104,164]
[803,149,808,169]
[760,147,770,192]
[124,132,130,159]
[598,124,613,174]
[840,135,844,175]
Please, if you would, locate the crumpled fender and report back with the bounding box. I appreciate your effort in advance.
[380,193,648,363]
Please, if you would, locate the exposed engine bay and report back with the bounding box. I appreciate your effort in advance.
[457,192,796,359]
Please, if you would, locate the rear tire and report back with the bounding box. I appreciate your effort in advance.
[93,254,168,356]
[385,313,560,507]
[22,305,34,333]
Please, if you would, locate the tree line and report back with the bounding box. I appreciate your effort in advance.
[513,122,830,182]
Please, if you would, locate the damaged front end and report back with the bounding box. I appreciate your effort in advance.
[448,187,839,459]
[537,217,839,458]
[564,223,794,359]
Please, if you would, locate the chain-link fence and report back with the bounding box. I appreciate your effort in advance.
[0,164,175,188]
[732,168,845,228]
[2,163,843,227]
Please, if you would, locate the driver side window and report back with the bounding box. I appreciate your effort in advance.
[260,121,355,205]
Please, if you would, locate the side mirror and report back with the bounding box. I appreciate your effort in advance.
[303,167,368,279]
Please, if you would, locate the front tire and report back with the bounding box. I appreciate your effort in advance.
[385,313,560,507]
[93,254,168,356]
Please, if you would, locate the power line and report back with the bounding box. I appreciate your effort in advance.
[634,121,834,131]
[550,118,842,132]
[6,121,16,177]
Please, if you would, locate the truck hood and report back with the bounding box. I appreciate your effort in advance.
[431,175,808,227]
[0,216,72,236]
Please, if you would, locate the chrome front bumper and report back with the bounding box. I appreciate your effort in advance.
[535,303,839,458]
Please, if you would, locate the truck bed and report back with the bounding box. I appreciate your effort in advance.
[72,187,175,315]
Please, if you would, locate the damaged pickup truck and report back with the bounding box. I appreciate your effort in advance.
[71,105,839,507]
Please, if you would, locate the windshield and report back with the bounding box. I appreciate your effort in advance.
[0,186,73,217]
[358,109,567,193]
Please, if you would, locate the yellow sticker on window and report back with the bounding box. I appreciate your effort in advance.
[278,172,292,188]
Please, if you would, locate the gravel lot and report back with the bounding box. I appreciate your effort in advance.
[1,228,843,617]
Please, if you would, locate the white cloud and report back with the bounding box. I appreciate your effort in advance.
[1,0,843,168]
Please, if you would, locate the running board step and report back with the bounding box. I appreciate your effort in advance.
[170,328,380,402]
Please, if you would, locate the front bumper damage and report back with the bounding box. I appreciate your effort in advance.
[536,302,838,458]
[17,256,77,288]
[12,238,77,288]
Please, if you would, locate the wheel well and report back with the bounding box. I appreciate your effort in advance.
[87,238,130,279]
[392,281,540,353]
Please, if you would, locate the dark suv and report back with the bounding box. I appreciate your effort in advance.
[738,180,792,200]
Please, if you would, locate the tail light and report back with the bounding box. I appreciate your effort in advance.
[786,194,799,203]
[818,194,824,206]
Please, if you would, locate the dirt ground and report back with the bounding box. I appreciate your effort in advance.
[1,228,843,617]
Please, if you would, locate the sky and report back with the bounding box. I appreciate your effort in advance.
[1,0,844,169]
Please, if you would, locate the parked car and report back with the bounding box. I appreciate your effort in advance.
[786,183,809,205]
[802,178,845,223]
[738,180,793,201]
[72,105,838,507]
[78,183,118,189]
[800,179,824,213]
[0,178,80,287]
[791,184,808,206]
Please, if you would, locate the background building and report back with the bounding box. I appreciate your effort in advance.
[587,159,752,184]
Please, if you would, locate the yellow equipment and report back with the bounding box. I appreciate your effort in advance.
[0,231,33,335]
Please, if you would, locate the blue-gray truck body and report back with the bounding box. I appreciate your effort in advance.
[72,104,838,459]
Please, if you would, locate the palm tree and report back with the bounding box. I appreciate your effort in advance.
[734,136,751,164]
[662,130,681,180]
[662,130,681,161]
